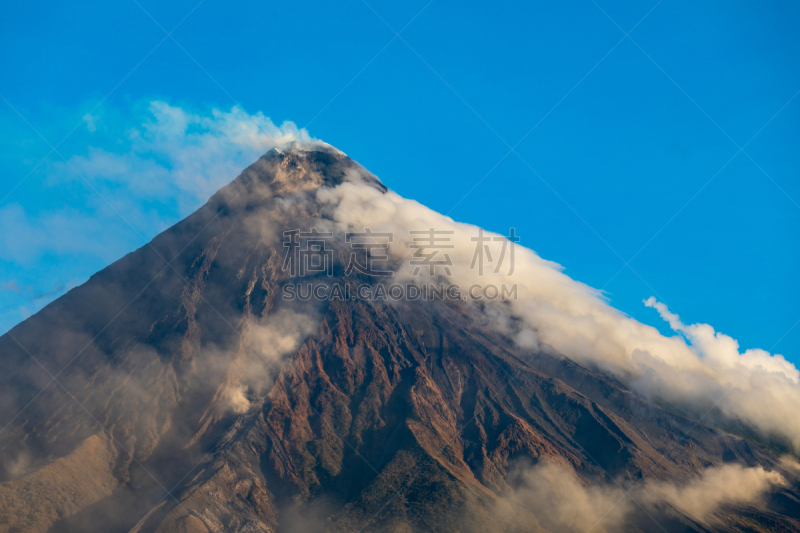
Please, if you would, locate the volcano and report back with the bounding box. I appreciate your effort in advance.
[1,145,799,533]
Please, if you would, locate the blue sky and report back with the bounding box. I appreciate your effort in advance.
[1,0,798,363]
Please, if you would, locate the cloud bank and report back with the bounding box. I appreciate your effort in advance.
[318,177,800,452]
[505,460,784,531]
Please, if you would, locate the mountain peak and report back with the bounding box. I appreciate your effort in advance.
[268,139,345,157]
[219,142,384,200]
[1,148,798,533]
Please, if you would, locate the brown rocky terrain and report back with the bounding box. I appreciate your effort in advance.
[0,147,798,532]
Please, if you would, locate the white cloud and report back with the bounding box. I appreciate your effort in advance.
[82,112,98,132]
[218,308,320,415]
[1,101,322,322]
[222,383,251,415]
[67,101,325,214]
[507,460,629,532]
[318,176,800,452]
[3,101,324,264]
[505,461,784,531]
[640,463,785,523]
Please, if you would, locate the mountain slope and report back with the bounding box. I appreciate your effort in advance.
[0,146,798,533]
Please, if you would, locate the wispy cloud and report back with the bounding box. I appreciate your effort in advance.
[502,460,784,531]
[2,100,319,264]
[1,101,317,327]
[63,101,320,212]
[0,280,21,294]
